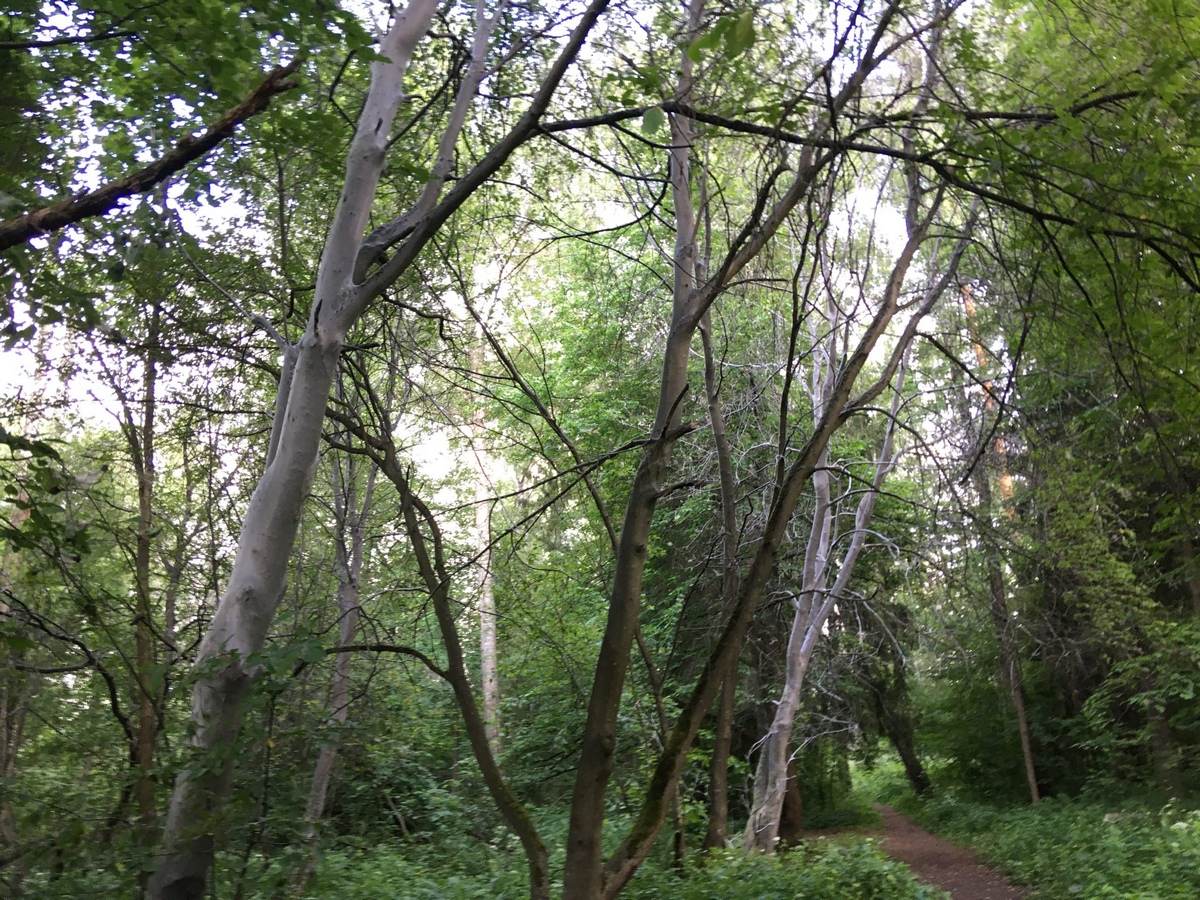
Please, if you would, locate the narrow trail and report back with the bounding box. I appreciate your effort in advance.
[876,805,1029,900]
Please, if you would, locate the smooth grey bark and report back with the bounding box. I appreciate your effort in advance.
[743,336,909,852]
[469,337,501,754]
[147,0,613,891]
[600,214,930,898]
[146,0,612,891]
[476,463,501,753]
[147,7,438,893]
[741,27,968,848]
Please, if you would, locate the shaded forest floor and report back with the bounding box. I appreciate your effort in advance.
[875,806,1028,900]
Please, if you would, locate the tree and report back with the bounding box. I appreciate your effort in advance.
[148,3,614,896]
[4,0,1200,896]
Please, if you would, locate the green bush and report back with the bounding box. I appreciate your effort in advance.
[305,848,528,899]
[912,795,1200,899]
[625,844,946,900]
[296,836,944,900]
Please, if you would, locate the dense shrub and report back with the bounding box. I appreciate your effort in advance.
[913,795,1200,899]
[298,839,945,900]
[625,844,945,900]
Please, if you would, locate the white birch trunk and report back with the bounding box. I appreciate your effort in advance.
[470,337,501,754]
[147,5,439,896]
[743,359,907,852]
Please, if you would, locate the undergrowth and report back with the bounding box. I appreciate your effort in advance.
[916,795,1200,899]
[858,757,1200,899]
[301,838,943,899]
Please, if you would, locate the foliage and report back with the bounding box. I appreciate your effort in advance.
[624,844,946,900]
[912,795,1200,900]
[3,0,1200,896]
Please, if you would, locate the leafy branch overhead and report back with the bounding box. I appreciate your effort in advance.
[0,58,302,252]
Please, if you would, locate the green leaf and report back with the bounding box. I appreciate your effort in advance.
[724,11,756,58]
[686,23,726,63]
[297,637,326,665]
[641,106,665,135]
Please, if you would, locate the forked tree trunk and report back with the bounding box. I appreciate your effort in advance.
[146,6,442,896]
[561,4,705,887]
[742,192,942,849]
[585,172,950,900]
[741,472,829,853]
[742,392,904,851]
[146,1,612,893]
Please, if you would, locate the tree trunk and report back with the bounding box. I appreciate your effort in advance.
[703,673,737,850]
[561,8,705,886]
[777,755,805,845]
[296,454,375,886]
[386,458,551,900]
[985,550,1041,805]
[743,283,920,852]
[1148,703,1183,796]
[742,465,831,853]
[133,297,161,840]
[594,151,950,891]
[962,286,1040,806]
[470,337,501,754]
[872,688,933,798]
[0,657,27,891]
[149,0,613,881]
[146,6,441,895]
[477,489,500,752]
[699,306,741,851]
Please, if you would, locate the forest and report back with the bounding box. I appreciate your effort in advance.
[1,0,1198,898]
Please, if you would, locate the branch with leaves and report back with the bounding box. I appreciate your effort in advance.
[0,59,302,252]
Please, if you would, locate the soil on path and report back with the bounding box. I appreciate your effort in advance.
[876,805,1029,900]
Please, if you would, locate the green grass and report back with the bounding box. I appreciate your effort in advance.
[802,787,886,830]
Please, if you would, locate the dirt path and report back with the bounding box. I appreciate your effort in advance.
[876,806,1029,900]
